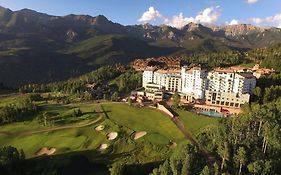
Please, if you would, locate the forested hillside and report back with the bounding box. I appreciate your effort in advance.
[0,6,281,87]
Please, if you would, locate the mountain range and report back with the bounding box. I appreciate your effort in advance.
[0,6,281,87]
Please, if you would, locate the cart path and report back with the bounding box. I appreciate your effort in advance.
[172,116,198,146]
[155,105,217,165]
[171,116,217,164]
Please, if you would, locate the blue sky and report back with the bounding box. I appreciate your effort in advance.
[0,0,281,28]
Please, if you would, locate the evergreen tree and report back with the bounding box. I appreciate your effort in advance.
[234,147,247,175]
[200,165,210,175]
[172,92,180,108]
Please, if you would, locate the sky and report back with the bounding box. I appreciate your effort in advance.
[0,0,281,28]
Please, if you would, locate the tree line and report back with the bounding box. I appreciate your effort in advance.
[149,98,281,175]
[180,51,250,68]
[0,97,38,125]
[19,66,142,101]
[247,43,281,72]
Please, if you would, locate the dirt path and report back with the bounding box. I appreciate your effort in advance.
[171,116,217,164]
[172,116,198,146]
[0,115,103,137]
[155,106,217,165]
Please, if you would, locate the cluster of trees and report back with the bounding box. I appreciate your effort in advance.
[194,100,281,175]
[19,66,120,94]
[253,73,281,104]
[181,51,249,68]
[172,92,180,108]
[72,108,83,117]
[247,43,281,72]
[19,66,142,101]
[0,97,38,125]
[150,144,206,175]
[0,146,25,175]
[150,99,281,175]
[181,44,281,71]
[111,70,142,93]
[0,146,59,175]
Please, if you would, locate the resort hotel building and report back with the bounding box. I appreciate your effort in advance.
[142,64,256,108]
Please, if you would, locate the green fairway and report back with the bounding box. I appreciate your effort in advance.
[0,93,28,107]
[101,103,185,144]
[0,126,106,158]
[0,101,218,162]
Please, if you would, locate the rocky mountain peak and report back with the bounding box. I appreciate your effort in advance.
[142,23,155,30]
[223,24,265,36]
[183,22,204,32]
[0,5,12,15]
[92,15,109,25]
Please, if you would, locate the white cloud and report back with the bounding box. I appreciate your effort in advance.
[164,13,194,29]
[229,19,239,25]
[194,6,221,25]
[138,6,162,23]
[266,13,281,28]
[247,14,281,28]
[249,18,263,24]
[246,0,258,4]
[138,6,221,29]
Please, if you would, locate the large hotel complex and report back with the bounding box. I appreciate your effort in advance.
[139,58,257,109]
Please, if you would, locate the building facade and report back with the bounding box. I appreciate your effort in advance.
[142,65,256,108]
[181,65,208,99]
[143,68,182,92]
[153,69,182,92]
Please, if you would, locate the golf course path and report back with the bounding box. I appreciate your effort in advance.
[154,105,218,166]
[0,115,102,137]
[171,116,198,146]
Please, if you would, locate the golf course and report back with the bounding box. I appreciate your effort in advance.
[0,93,219,174]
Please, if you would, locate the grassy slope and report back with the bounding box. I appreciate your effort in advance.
[101,103,185,144]
[175,109,219,136]
[0,102,218,158]
[0,93,28,107]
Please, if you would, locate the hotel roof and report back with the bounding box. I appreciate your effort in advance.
[155,69,181,74]
[211,68,235,73]
[237,72,255,79]
[144,67,157,71]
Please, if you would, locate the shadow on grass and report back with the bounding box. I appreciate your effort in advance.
[25,149,163,175]
[123,161,163,175]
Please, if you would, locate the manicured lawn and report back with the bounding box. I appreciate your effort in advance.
[0,102,219,161]
[0,121,44,133]
[0,126,107,157]
[0,93,28,107]
[102,103,219,141]
[176,109,220,136]
[101,103,185,144]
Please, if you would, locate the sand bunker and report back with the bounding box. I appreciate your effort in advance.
[107,132,118,140]
[36,147,56,156]
[167,142,177,149]
[99,144,108,150]
[134,131,147,140]
[95,125,105,131]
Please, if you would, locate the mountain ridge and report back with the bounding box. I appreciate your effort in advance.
[0,5,280,87]
[1,5,280,36]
